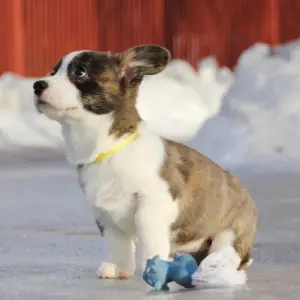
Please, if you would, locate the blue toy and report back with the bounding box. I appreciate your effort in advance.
[143,253,198,291]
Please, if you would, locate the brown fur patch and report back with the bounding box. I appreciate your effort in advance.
[160,140,258,268]
[109,86,141,137]
[108,46,170,137]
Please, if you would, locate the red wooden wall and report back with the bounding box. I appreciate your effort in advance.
[165,0,281,67]
[1,0,300,77]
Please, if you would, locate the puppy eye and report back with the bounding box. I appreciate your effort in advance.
[73,67,86,78]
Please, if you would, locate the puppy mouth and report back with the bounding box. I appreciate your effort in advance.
[35,95,50,106]
[35,97,78,111]
[36,99,48,105]
[36,100,78,112]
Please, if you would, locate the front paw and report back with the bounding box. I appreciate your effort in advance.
[97,262,133,279]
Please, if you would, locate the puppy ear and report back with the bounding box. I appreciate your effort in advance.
[119,45,171,86]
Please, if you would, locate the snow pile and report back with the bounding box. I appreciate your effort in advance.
[4,39,300,169]
[0,73,63,149]
[0,59,232,149]
[137,57,233,141]
[189,39,300,168]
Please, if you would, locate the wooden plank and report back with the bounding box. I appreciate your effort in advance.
[23,0,100,76]
[165,0,228,67]
[165,0,278,68]
[97,0,165,53]
[226,0,278,68]
[278,0,300,43]
[0,0,25,75]
[3,0,297,75]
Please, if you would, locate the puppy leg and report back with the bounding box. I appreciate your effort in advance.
[234,233,255,270]
[98,228,135,279]
[209,230,235,252]
[135,194,177,271]
[209,229,241,267]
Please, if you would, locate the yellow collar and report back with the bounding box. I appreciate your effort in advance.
[91,131,138,164]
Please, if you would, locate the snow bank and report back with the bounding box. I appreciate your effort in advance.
[189,39,300,168]
[137,57,233,141]
[0,73,63,149]
[0,59,232,149]
[4,39,300,170]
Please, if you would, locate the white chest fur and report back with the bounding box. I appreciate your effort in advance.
[70,124,180,271]
[79,161,138,234]
[76,127,173,235]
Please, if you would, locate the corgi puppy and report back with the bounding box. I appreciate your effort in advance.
[33,45,257,279]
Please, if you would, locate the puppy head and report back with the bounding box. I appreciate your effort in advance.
[33,45,171,121]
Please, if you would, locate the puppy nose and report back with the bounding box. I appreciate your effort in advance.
[33,80,49,96]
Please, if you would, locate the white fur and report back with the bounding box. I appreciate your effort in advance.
[97,262,122,278]
[172,237,206,253]
[209,230,236,254]
[97,228,136,278]
[35,52,180,277]
[80,123,179,274]
[37,51,89,122]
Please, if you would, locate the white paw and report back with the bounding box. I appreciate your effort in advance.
[97,262,129,279]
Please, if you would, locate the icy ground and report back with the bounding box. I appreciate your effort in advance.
[1,150,300,299]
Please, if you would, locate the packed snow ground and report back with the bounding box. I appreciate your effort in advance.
[1,153,300,300]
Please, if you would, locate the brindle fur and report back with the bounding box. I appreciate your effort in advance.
[161,141,257,268]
